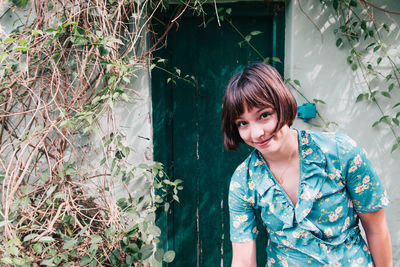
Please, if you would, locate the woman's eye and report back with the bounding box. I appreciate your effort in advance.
[236,121,247,127]
[260,112,270,119]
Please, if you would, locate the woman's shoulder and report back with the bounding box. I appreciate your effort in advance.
[231,150,260,178]
[299,129,357,150]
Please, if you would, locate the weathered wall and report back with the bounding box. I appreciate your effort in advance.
[285,0,400,263]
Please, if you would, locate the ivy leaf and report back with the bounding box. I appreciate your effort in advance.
[23,233,39,242]
[349,0,357,7]
[250,30,262,36]
[392,102,400,109]
[366,42,376,49]
[336,38,343,47]
[373,45,381,52]
[313,99,326,104]
[63,238,77,249]
[383,24,390,32]
[272,57,282,63]
[361,21,367,31]
[39,236,55,243]
[333,0,339,10]
[80,256,91,266]
[163,250,176,263]
[356,93,368,102]
[391,143,398,153]
[368,30,374,37]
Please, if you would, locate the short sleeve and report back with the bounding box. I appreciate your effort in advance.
[336,133,390,213]
[228,162,258,242]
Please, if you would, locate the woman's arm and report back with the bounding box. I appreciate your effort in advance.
[231,240,257,267]
[358,208,392,267]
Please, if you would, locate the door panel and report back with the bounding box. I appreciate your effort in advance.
[152,3,285,266]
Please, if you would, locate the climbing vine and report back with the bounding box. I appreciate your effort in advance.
[320,0,400,151]
[0,0,198,265]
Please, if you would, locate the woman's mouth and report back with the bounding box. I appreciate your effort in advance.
[255,136,273,147]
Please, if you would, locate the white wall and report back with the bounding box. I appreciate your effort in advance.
[285,0,400,263]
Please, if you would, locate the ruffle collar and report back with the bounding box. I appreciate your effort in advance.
[249,129,328,228]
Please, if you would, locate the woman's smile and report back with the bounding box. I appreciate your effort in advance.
[254,135,274,148]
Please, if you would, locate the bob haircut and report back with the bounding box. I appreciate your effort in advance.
[221,63,297,150]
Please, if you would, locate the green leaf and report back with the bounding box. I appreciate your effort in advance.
[9,246,19,256]
[62,238,77,249]
[361,21,367,31]
[313,99,326,104]
[392,118,399,126]
[336,38,343,47]
[173,195,180,202]
[39,236,55,243]
[389,83,395,91]
[139,244,153,260]
[333,0,338,10]
[373,45,381,52]
[368,30,374,37]
[80,256,92,266]
[377,57,382,64]
[244,35,251,42]
[46,185,57,198]
[366,42,376,49]
[0,52,8,62]
[351,64,358,71]
[226,8,232,14]
[346,56,353,64]
[381,91,391,98]
[293,80,301,86]
[393,103,400,109]
[383,24,390,32]
[391,143,398,153]
[163,251,175,263]
[386,74,392,81]
[1,257,13,265]
[90,235,102,244]
[23,233,38,242]
[40,258,55,266]
[250,30,262,36]
[272,57,281,63]
[33,243,43,253]
[367,64,372,70]
[372,121,380,127]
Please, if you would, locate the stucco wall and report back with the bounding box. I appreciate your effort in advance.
[285,0,400,263]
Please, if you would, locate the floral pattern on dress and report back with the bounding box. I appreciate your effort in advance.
[228,129,389,266]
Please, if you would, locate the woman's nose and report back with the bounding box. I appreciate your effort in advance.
[250,123,264,140]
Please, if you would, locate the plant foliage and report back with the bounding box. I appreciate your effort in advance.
[0,0,195,265]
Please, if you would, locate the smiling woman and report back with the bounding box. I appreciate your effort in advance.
[221,63,392,267]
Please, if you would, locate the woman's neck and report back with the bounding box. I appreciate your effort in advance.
[262,128,299,164]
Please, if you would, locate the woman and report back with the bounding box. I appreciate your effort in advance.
[222,63,392,266]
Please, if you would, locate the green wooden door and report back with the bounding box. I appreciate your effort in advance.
[152,2,285,266]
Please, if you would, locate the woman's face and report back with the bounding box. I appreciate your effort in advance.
[235,106,290,156]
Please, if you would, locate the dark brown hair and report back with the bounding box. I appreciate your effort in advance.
[221,63,297,150]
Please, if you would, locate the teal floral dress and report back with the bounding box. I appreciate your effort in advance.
[229,129,390,267]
